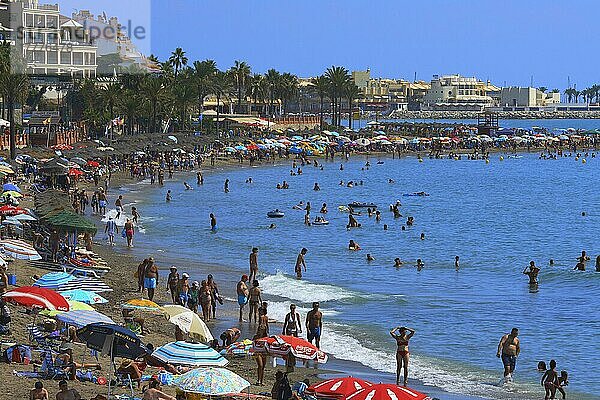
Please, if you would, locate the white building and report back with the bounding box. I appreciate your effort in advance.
[11,0,97,78]
[499,87,561,109]
[422,74,495,110]
[72,10,158,73]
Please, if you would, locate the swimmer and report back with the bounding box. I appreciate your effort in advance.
[416,259,424,271]
[313,183,320,191]
[367,254,375,262]
[549,259,554,267]
[348,240,360,251]
[340,164,344,170]
[224,179,230,193]
[268,223,276,229]
[184,182,192,190]
[320,203,328,214]
[401,226,406,231]
[394,258,403,268]
[541,360,558,400]
[420,233,425,240]
[166,190,172,202]
[388,178,395,184]
[455,255,460,270]
[295,248,308,279]
[384,224,388,230]
[210,213,217,232]
[375,210,381,221]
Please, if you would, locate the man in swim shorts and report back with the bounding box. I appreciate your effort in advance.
[497,327,520,382]
[237,274,249,322]
[144,258,158,301]
[306,302,323,348]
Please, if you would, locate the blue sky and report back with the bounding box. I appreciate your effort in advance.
[59,0,599,89]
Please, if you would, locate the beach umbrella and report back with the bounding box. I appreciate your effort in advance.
[56,310,115,328]
[307,377,373,399]
[409,138,420,144]
[253,335,328,363]
[355,138,371,147]
[70,157,87,166]
[0,165,14,174]
[174,367,250,395]
[2,217,21,226]
[162,304,214,342]
[344,384,429,400]
[59,289,108,304]
[2,286,69,311]
[86,160,100,168]
[0,205,26,216]
[68,168,84,177]
[0,239,42,260]
[33,272,75,289]
[3,190,22,198]
[40,300,94,317]
[234,145,247,151]
[12,213,37,222]
[55,276,113,293]
[77,323,147,359]
[123,298,161,310]
[220,339,253,357]
[153,341,228,367]
[2,183,21,193]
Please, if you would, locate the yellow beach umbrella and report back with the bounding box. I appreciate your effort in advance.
[3,191,22,198]
[123,298,162,311]
[40,300,95,317]
[0,166,14,174]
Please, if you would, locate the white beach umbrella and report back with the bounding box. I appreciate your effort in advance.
[163,305,214,343]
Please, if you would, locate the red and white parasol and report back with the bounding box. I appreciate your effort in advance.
[253,335,328,363]
[3,286,70,311]
[345,383,430,400]
[307,376,373,399]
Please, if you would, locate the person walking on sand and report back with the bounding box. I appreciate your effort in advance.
[295,248,308,279]
[497,327,520,383]
[390,326,415,386]
[306,302,322,348]
[137,258,149,293]
[144,258,159,301]
[249,247,259,283]
[283,304,302,337]
[237,274,249,322]
[208,274,221,319]
[166,266,179,303]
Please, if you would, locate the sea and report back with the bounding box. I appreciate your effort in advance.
[112,119,600,400]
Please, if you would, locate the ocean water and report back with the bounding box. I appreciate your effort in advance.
[117,151,600,400]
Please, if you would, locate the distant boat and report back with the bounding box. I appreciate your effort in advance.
[267,210,285,218]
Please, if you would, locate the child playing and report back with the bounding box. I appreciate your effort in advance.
[541,359,558,400]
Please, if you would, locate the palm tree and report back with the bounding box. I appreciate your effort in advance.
[537,87,547,93]
[120,90,142,135]
[325,66,351,127]
[192,59,217,125]
[141,75,164,133]
[172,71,196,132]
[265,69,281,117]
[564,88,576,103]
[279,72,298,115]
[248,74,265,115]
[311,75,329,132]
[101,82,122,122]
[230,60,251,114]
[212,70,232,133]
[168,47,188,79]
[344,83,361,130]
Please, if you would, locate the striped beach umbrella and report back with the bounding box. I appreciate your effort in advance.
[56,310,115,328]
[0,239,42,260]
[153,341,228,367]
[33,272,75,289]
[59,289,108,304]
[174,367,249,395]
[53,276,113,293]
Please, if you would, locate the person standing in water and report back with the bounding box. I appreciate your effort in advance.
[283,304,302,337]
[224,179,230,193]
[210,213,217,232]
[249,247,259,283]
[523,261,540,285]
[497,327,520,383]
[455,255,460,271]
[390,326,415,386]
[295,248,308,279]
[248,280,262,323]
[306,302,322,348]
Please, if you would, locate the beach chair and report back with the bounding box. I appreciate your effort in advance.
[26,324,61,351]
[39,350,69,380]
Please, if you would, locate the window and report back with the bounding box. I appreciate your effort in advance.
[25,31,34,43]
[35,15,45,28]
[47,33,58,44]
[34,32,44,43]
[72,52,83,65]
[60,51,71,65]
[47,68,58,75]
[47,16,58,28]
[34,51,45,63]
[85,52,96,65]
[47,51,58,64]
[26,50,35,62]
[25,14,33,27]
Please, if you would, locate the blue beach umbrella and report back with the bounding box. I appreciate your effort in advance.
[2,183,21,193]
[33,272,75,289]
[59,289,108,304]
[77,323,147,359]
[56,310,115,328]
[289,146,303,154]
[153,341,229,367]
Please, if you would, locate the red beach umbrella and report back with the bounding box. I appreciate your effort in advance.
[307,377,373,399]
[86,161,100,168]
[345,384,429,400]
[252,335,328,363]
[0,205,27,216]
[2,286,70,311]
[68,168,84,177]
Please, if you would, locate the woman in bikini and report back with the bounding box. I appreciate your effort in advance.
[390,326,415,386]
